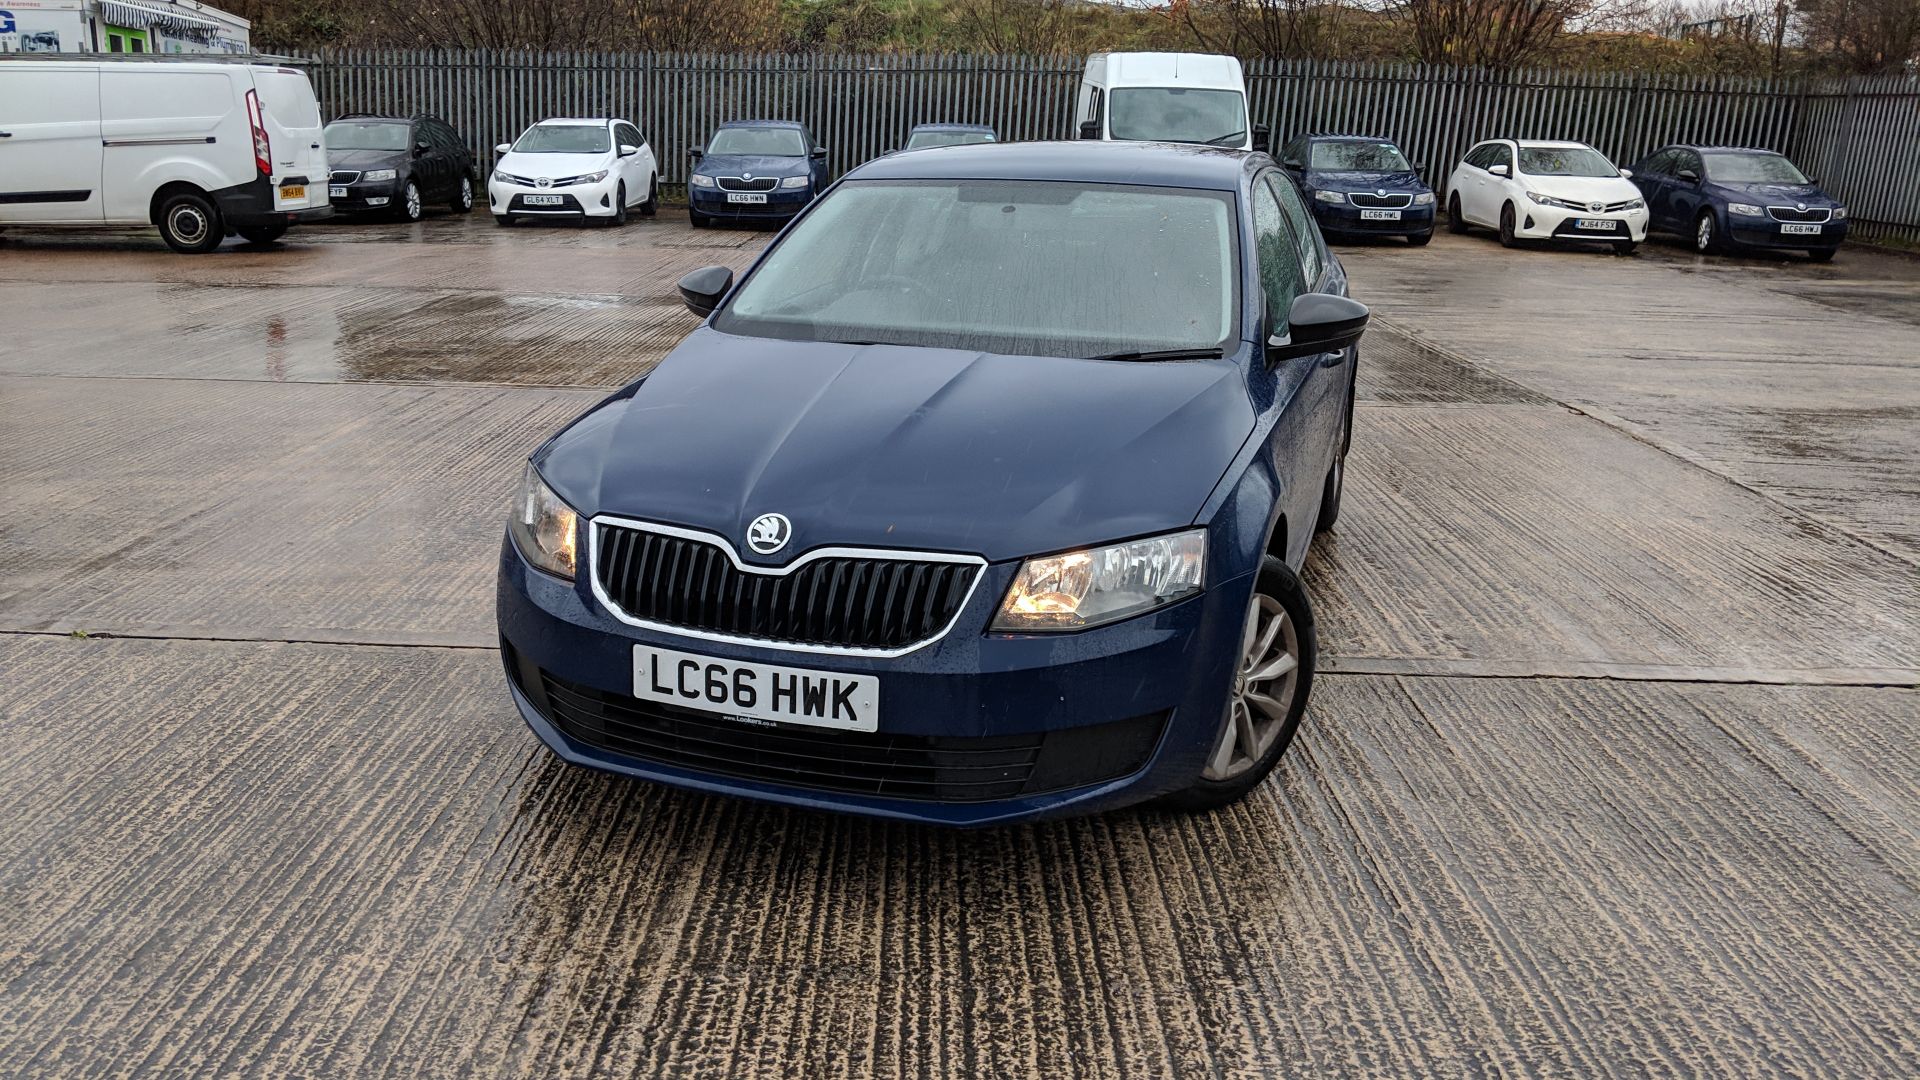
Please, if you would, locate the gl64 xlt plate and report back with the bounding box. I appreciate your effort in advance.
[632,644,879,732]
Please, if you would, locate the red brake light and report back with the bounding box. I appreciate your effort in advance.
[245,89,271,177]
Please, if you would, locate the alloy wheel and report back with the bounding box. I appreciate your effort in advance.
[1202,592,1301,780]
[405,183,421,220]
[459,177,472,210]
[1696,215,1712,252]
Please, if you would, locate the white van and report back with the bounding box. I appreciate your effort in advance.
[0,56,331,252]
[1075,52,1268,154]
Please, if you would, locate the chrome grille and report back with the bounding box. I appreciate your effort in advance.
[1349,192,1412,208]
[1768,206,1830,223]
[329,170,360,184]
[717,176,778,192]
[592,521,982,653]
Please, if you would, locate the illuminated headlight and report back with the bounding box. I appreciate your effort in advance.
[992,530,1205,632]
[1412,192,1435,205]
[779,175,810,189]
[1832,206,1847,220]
[689,174,716,188]
[509,464,578,580]
[1728,203,1764,217]
[363,168,397,182]
[1313,190,1347,204]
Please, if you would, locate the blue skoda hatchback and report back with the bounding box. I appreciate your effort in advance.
[1627,145,1847,261]
[687,119,829,227]
[1280,134,1435,245]
[498,142,1368,824]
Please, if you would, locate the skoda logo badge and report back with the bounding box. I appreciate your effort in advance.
[1376,188,1388,198]
[747,513,792,555]
[1797,202,1808,212]
[743,172,754,181]
[535,176,552,188]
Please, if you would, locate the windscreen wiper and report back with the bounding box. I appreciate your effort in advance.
[1086,347,1225,362]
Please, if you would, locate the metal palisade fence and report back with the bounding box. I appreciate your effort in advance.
[304,50,1920,243]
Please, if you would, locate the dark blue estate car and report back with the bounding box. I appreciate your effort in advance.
[499,142,1368,825]
[1280,134,1435,245]
[1628,145,1848,261]
[687,120,829,227]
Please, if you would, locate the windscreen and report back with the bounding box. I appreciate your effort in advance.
[324,121,408,151]
[1518,146,1618,177]
[706,127,808,157]
[1107,88,1247,146]
[1703,152,1809,184]
[905,130,995,150]
[1310,140,1411,171]
[514,125,610,154]
[714,180,1237,359]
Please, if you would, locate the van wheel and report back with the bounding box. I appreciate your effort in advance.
[1160,556,1315,812]
[639,174,658,216]
[236,224,288,246]
[450,176,473,214]
[397,181,423,223]
[155,190,223,254]
[1447,194,1468,234]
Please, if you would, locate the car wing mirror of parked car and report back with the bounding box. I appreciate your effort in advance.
[1266,293,1370,365]
[494,142,511,155]
[1078,119,1099,140]
[1677,169,1699,183]
[1619,168,1634,179]
[1252,125,1270,153]
[414,141,430,156]
[619,144,639,157]
[1489,163,1510,177]
[811,146,828,159]
[689,147,703,161]
[677,266,735,318]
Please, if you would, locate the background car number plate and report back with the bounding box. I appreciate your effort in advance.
[1359,209,1401,220]
[632,645,879,732]
[279,184,305,200]
[1780,222,1822,235]
[1576,218,1618,230]
[727,193,769,204]
[329,185,348,198]
[525,194,564,206]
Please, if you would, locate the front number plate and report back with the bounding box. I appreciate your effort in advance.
[1359,209,1402,221]
[1576,217,1619,230]
[1780,222,1823,235]
[329,185,347,198]
[524,194,565,206]
[727,192,769,204]
[633,644,879,732]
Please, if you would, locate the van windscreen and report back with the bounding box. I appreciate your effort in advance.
[1107,88,1246,147]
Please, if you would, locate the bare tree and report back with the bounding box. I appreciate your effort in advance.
[1180,0,1337,60]
[1798,0,1920,73]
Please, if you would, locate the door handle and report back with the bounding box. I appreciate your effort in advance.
[1320,347,1349,368]
[310,142,320,149]
[0,132,12,138]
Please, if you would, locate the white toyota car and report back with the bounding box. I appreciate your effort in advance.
[1446,139,1648,254]
[489,118,658,226]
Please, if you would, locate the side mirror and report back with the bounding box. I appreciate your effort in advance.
[1412,162,1426,173]
[1252,124,1270,153]
[1489,163,1510,177]
[1677,169,1699,183]
[414,141,430,156]
[689,147,703,161]
[494,142,511,155]
[1266,293,1370,364]
[677,265,734,318]
[1078,119,1099,140]
[1619,167,1634,179]
[619,144,639,158]
[811,146,827,159]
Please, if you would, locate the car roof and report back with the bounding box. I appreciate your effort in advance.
[1664,144,1786,155]
[911,123,994,133]
[534,118,615,126]
[332,114,419,123]
[718,119,805,130]
[847,140,1256,190]
[1512,139,1593,149]
[1306,134,1397,143]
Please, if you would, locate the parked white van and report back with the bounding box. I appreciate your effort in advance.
[1074,52,1268,153]
[0,56,331,252]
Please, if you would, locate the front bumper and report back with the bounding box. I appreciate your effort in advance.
[1313,199,1435,236]
[327,176,403,213]
[1515,202,1649,243]
[690,186,813,219]
[490,176,623,218]
[1726,215,1847,250]
[496,536,1251,825]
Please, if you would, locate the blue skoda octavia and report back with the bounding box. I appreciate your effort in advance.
[1279,134,1435,245]
[1627,144,1847,261]
[498,141,1368,825]
[686,119,829,227]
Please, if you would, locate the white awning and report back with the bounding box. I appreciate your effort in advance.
[97,0,230,43]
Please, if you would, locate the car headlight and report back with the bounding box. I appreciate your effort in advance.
[689,174,716,188]
[573,170,608,185]
[991,530,1205,632]
[494,171,531,187]
[1526,191,1579,210]
[779,175,810,189]
[1832,206,1847,220]
[1413,192,1435,205]
[363,168,397,182]
[1313,190,1347,204]
[1623,198,1645,211]
[1728,202,1764,217]
[509,464,578,580]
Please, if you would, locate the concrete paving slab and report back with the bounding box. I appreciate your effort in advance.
[0,635,1912,1079]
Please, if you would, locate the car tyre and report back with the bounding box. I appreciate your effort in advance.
[1612,240,1639,256]
[396,180,422,223]
[1407,229,1433,246]
[450,175,474,214]
[689,208,710,229]
[1808,247,1837,263]
[609,183,628,227]
[1160,556,1315,812]
[1694,210,1723,254]
[1498,202,1519,247]
[494,214,515,227]
[1446,194,1468,234]
[155,189,223,254]
[235,223,287,246]
[1315,394,1351,534]
[639,175,658,216]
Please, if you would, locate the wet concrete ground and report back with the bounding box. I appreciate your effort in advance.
[1,213,1916,1077]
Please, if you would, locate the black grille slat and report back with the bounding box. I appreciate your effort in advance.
[596,523,977,650]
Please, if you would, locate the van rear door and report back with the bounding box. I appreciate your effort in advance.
[251,67,328,211]
[0,64,104,223]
